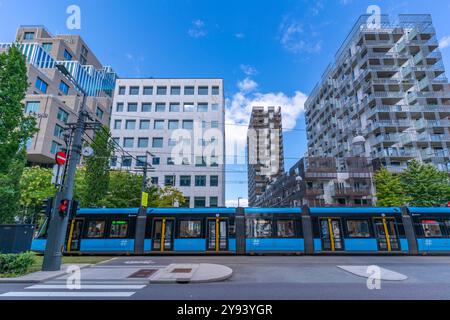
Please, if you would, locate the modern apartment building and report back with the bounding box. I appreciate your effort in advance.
[0,26,117,165]
[110,78,226,208]
[305,14,450,174]
[255,157,374,208]
[247,106,284,207]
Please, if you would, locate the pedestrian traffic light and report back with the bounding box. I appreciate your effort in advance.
[58,199,70,217]
[41,197,54,218]
[70,200,79,220]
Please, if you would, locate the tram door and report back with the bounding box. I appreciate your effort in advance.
[373,218,400,252]
[152,218,174,251]
[319,218,344,252]
[207,218,228,252]
[67,219,84,253]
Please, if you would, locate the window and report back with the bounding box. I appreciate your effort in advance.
[211,121,219,129]
[110,156,117,167]
[112,137,120,146]
[142,103,152,112]
[50,141,61,154]
[210,197,218,208]
[210,176,219,187]
[123,138,134,148]
[54,124,64,139]
[347,220,371,238]
[212,86,220,95]
[129,86,140,95]
[114,120,122,130]
[183,103,194,112]
[151,177,159,185]
[59,81,69,94]
[136,156,147,167]
[421,220,443,238]
[167,157,175,165]
[171,86,181,95]
[183,120,193,130]
[157,86,167,95]
[169,103,180,112]
[24,32,34,40]
[155,103,166,112]
[109,220,128,238]
[182,197,191,208]
[184,86,195,95]
[35,77,48,93]
[168,120,179,130]
[118,86,126,95]
[211,103,219,111]
[125,120,136,130]
[179,220,202,238]
[246,219,272,238]
[210,156,219,167]
[195,176,206,187]
[154,120,165,130]
[277,220,295,238]
[152,137,163,148]
[86,221,106,238]
[140,120,150,129]
[122,156,132,167]
[165,175,175,186]
[116,103,124,112]
[143,86,153,95]
[127,103,138,112]
[198,86,209,95]
[152,157,161,165]
[201,121,207,129]
[180,176,191,187]
[194,197,206,208]
[96,107,104,120]
[168,138,177,147]
[63,49,72,61]
[80,55,87,65]
[195,156,207,167]
[138,138,149,148]
[197,103,208,112]
[25,101,40,114]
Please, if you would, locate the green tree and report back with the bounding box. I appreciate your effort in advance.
[97,171,158,208]
[374,168,409,207]
[19,166,54,223]
[156,186,186,208]
[81,126,114,207]
[401,160,450,207]
[0,45,38,223]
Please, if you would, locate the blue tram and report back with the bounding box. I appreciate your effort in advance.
[31,206,450,255]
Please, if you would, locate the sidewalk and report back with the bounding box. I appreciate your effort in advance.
[0,264,91,284]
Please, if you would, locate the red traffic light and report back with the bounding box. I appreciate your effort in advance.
[59,199,70,216]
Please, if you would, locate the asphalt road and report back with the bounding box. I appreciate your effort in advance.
[1,256,450,300]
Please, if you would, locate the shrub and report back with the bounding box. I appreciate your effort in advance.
[0,252,36,276]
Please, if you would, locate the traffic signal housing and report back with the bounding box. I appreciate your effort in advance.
[70,200,79,220]
[58,199,70,217]
[41,197,54,218]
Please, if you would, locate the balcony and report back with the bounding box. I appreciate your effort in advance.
[304,188,325,197]
[420,148,450,161]
[332,186,372,197]
[414,119,450,131]
[375,148,418,159]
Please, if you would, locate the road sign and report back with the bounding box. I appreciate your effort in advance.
[55,152,67,166]
[141,192,149,207]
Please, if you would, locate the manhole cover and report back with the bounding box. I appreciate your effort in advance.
[171,268,192,274]
[128,269,157,278]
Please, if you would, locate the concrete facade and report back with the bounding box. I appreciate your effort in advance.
[111,78,226,208]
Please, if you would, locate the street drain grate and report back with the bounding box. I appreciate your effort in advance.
[171,268,192,273]
[128,269,157,278]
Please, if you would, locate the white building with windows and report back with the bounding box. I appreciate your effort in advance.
[110,78,226,208]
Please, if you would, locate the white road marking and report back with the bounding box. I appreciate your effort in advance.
[26,285,146,290]
[0,292,136,297]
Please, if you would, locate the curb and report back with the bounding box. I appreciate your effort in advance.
[0,264,91,284]
[149,264,233,284]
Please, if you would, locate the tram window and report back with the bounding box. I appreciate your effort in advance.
[445,221,450,237]
[109,220,128,238]
[86,220,106,238]
[179,220,202,238]
[246,219,272,238]
[346,220,371,238]
[421,220,443,238]
[277,220,295,238]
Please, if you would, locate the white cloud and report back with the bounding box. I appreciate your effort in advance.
[235,33,245,39]
[240,64,258,76]
[226,199,249,208]
[225,76,308,165]
[439,36,450,50]
[279,18,322,54]
[188,20,207,38]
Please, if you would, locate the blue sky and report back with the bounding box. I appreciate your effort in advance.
[1,0,450,206]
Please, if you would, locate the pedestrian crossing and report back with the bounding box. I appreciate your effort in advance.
[0,280,149,298]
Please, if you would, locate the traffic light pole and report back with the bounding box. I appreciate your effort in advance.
[42,92,87,271]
